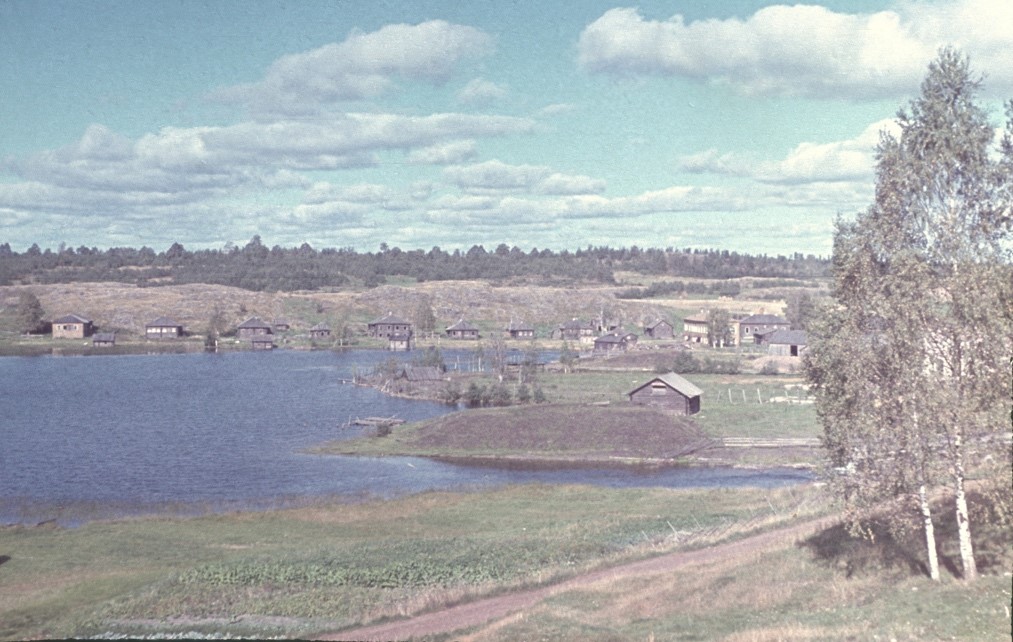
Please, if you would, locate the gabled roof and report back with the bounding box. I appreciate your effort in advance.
[682,315,709,324]
[645,319,673,329]
[765,329,808,345]
[52,313,91,324]
[627,372,703,398]
[370,312,410,325]
[238,317,272,329]
[561,318,593,329]
[595,331,637,344]
[505,321,534,331]
[147,316,181,328]
[397,366,444,382]
[740,314,788,325]
[446,319,479,332]
[310,322,330,331]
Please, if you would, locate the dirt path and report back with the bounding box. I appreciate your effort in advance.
[321,516,836,642]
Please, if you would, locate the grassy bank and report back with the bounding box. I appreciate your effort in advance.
[0,485,828,640]
[313,404,714,463]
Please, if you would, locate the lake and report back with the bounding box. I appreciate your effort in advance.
[0,350,812,525]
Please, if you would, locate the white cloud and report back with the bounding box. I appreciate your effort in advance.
[578,1,1013,98]
[443,160,607,196]
[407,140,478,165]
[457,78,509,105]
[536,172,606,195]
[211,20,494,115]
[679,118,901,185]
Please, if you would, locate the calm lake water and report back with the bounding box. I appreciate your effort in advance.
[0,350,812,525]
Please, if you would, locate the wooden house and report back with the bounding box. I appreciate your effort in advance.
[504,321,535,340]
[764,329,808,357]
[92,332,116,347]
[309,322,331,339]
[368,312,413,339]
[51,314,94,339]
[737,314,790,345]
[145,316,183,339]
[388,331,413,351]
[273,318,291,332]
[556,318,596,341]
[644,319,674,339]
[627,372,702,415]
[250,335,275,350]
[593,331,638,354]
[237,317,273,339]
[446,319,480,340]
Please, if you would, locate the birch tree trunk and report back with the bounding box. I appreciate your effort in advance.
[952,433,978,580]
[918,483,941,581]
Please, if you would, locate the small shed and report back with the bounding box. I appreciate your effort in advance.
[627,372,703,415]
[250,335,275,350]
[446,319,480,340]
[309,322,331,339]
[52,314,93,339]
[765,329,808,357]
[396,366,444,382]
[644,319,674,340]
[237,317,273,338]
[92,332,116,347]
[388,332,413,351]
[273,318,291,332]
[146,316,183,339]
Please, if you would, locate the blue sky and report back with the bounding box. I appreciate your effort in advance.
[2,0,1011,256]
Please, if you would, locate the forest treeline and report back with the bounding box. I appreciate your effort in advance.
[0,237,829,292]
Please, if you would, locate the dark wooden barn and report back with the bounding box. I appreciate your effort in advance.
[627,372,702,415]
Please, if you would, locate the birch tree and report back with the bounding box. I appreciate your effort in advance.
[806,49,1012,581]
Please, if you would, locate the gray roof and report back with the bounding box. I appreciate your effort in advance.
[398,366,444,382]
[628,372,703,398]
[764,329,808,345]
[52,313,91,324]
[238,317,272,329]
[310,322,330,331]
[505,321,534,331]
[446,319,479,332]
[370,312,410,325]
[147,316,181,328]
[92,332,116,342]
[739,314,788,325]
[645,319,673,329]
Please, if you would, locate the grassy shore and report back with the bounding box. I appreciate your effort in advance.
[1,485,827,640]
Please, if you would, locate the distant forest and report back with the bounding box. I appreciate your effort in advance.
[0,237,829,292]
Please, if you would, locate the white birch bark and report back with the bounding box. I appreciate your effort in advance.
[918,483,941,581]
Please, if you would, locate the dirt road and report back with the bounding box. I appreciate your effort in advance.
[322,516,836,641]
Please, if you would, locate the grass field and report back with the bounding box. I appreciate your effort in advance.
[0,485,829,640]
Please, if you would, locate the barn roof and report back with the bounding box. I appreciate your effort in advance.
[52,313,91,324]
[398,366,444,382]
[446,319,479,332]
[764,329,808,345]
[238,316,272,329]
[147,316,181,328]
[645,319,672,329]
[627,372,703,398]
[370,312,410,325]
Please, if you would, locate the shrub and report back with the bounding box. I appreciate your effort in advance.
[760,361,780,375]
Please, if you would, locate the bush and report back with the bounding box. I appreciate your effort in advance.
[671,351,699,374]
[760,361,780,375]
[515,383,531,404]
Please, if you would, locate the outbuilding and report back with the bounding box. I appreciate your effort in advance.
[644,319,674,339]
[627,372,703,415]
[92,332,116,347]
[309,322,331,339]
[764,329,808,357]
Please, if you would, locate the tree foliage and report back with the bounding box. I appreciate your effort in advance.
[805,49,1012,582]
[15,290,45,334]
